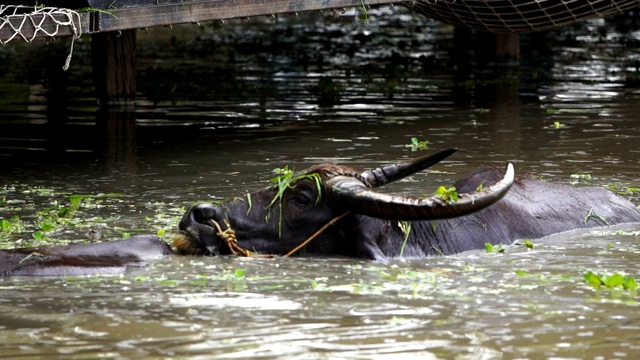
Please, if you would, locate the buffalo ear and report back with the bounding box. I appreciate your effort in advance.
[325,163,515,221]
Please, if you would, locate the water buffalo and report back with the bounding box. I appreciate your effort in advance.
[176,148,640,260]
[3,149,639,276]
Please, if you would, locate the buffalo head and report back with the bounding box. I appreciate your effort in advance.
[176,149,515,259]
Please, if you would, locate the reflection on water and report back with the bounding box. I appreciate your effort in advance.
[1,6,640,359]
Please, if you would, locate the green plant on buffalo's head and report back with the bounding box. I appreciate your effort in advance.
[267,166,322,236]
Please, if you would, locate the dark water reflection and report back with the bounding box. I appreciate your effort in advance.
[1,6,640,359]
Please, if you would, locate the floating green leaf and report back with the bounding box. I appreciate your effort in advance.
[623,277,638,291]
[583,271,638,292]
[484,243,504,253]
[405,137,429,152]
[524,239,534,249]
[0,219,11,232]
[234,268,247,278]
[583,271,602,288]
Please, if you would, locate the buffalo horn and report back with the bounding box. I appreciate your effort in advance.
[360,148,457,187]
[325,163,515,221]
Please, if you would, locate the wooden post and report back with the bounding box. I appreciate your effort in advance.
[91,29,137,106]
[495,32,520,62]
[92,29,138,172]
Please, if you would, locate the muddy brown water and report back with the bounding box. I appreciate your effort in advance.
[1,6,640,359]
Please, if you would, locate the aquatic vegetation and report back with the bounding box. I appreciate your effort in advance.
[405,137,429,152]
[570,173,592,185]
[514,269,532,277]
[398,221,411,257]
[583,206,609,225]
[514,238,534,249]
[524,239,534,249]
[612,229,640,236]
[0,185,183,248]
[606,184,640,196]
[0,216,24,234]
[584,271,638,297]
[484,243,505,253]
[433,186,459,204]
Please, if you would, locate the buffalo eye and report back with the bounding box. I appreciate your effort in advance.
[292,192,313,207]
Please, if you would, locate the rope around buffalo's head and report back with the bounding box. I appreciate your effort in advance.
[206,211,350,258]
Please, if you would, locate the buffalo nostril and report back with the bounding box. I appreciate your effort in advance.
[179,203,214,231]
[192,203,219,223]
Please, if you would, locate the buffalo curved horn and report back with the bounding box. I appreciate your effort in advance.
[361,148,457,187]
[325,163,515,221]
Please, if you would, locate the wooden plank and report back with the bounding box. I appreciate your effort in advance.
[86,0,405,33]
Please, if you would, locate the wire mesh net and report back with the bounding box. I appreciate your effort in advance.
[410,0,640,32]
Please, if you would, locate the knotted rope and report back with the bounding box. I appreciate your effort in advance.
[208,218,270,258]
[207,211,350,258]
[0,5,82,70]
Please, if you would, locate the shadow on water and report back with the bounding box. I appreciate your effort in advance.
[1,5,640,359]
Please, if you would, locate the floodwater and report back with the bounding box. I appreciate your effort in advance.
[1,6,640,359]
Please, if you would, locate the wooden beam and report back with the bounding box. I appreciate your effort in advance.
[87,0,403,33]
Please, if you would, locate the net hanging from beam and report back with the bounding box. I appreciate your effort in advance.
[409,0,640,32]
[0,5,82,69]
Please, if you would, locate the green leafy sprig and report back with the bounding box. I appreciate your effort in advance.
[268,166,322,236]
[434,186,459,204]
